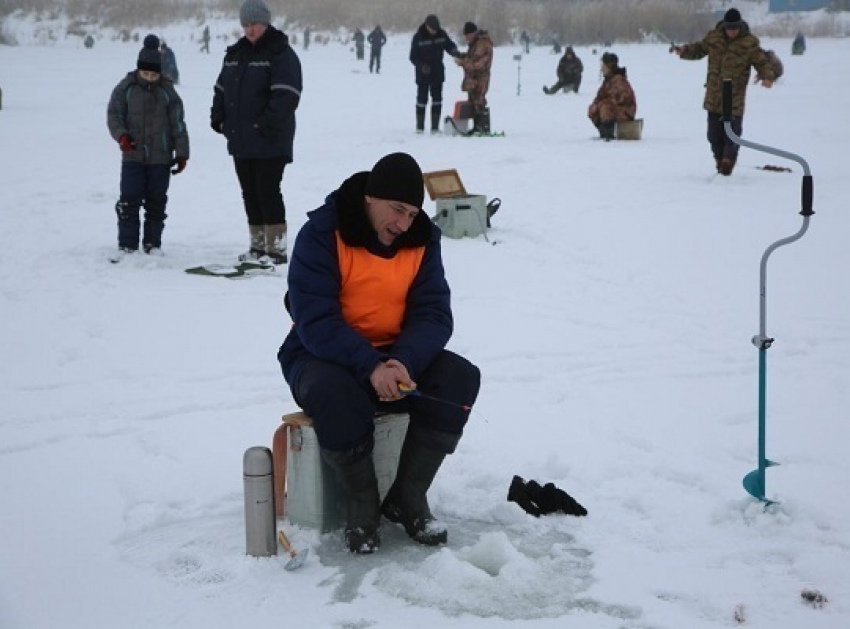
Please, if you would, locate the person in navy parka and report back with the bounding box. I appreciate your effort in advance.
[278,153,481,554]
[211,0,302,264]
[409,14,461,133]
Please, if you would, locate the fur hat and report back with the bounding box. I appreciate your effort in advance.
[723,8,743,28]
[137,34,162,73]
[240,0,271,27]
[425,14,440,31]
[365,153,425,209]
[463,22,478,35]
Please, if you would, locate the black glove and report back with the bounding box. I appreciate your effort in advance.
[507,475,541,517]
[528,480,588,517]
[210,119,223,134]
[508,476,587,517]
[171,157,187,175]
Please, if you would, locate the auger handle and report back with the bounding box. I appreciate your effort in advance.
[801,176,814,217]
[722,79,732,122]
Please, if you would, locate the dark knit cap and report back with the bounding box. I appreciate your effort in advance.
[240,0,271,26]
[463,22,478,35]
[601,51,618,68]
[365,153,425,209]
[425,14,440,31]
[137,34,162,72]
[723,8,743,28]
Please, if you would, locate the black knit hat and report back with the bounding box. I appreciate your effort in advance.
[425,14,440,31]
[601,52,618,68]
[365,153,425,209]
[723,8,743,28]
[137,34,162,73]
[463,22,478,35]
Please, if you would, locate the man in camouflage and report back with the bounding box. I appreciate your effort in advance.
[672,7,774,176]
[456,22,493,134]
[587,52,637,141]
[543,46,583,94]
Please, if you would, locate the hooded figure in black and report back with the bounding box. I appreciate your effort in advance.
[367,25,387,73]
[409,14,461,133]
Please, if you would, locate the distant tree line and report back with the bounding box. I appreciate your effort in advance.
[1,0,845,43]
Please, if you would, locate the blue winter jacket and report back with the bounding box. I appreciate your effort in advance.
[278,172,453,389]
[211,26,302,160]
[409,23,460,86]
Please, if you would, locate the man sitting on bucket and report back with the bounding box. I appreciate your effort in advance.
[278,152,481,554]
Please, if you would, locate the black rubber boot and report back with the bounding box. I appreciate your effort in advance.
[430,104,442,133]
[469,110,490,135]
[416,108,426,133]
[598,121,616,141]
[321,440,381,554]
[381,424,461,545]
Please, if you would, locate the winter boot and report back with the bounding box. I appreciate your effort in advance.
[719,157,736,176]
[264,223,287,265]
[238,225,266,261]
[321,440,381,554]
[598,120,616,141]
[115,200,141,251]
[416,107,426,134]
[380,424,461,545]
[480,108,491,133]
[470,111,488,135]
[430,104,442,134]
[142,216,165,254]
[542,85,552,95]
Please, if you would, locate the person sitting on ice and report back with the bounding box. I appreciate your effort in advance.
[587,52,636,141]
[278,152,481,554]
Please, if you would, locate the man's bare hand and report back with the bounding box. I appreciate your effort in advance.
[370,360,414,401]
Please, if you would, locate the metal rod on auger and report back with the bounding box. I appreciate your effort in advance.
[721,80,814,503]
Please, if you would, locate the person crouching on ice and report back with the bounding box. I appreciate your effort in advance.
[278,152,481,554]
[587,51,637,141]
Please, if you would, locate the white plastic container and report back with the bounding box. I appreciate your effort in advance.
[423,169,489,239]
[285,413,409,532]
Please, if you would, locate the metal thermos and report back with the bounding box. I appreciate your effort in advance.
[243,446,277,557]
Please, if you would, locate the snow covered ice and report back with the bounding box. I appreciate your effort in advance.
[1,10,850,629]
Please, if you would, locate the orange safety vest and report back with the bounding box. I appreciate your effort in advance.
[335,232,426,347]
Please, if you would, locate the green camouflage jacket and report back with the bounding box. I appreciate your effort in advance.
[459,30,493,94]
[679,21,774,117]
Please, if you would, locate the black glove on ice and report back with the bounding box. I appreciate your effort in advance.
[507,475,542,517]
[508,476,587,517]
